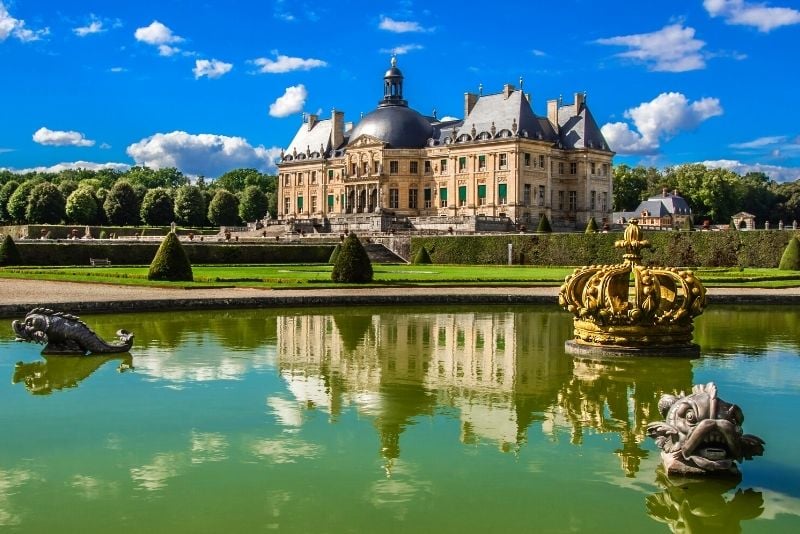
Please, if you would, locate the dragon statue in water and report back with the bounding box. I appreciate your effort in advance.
[12,308,134,355]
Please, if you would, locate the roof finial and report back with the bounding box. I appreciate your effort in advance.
[519,76,524,89]
[391,55,397,67]
[478,83,483,96]
[432,108,437,119]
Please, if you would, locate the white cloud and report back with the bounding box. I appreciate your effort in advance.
[704,0,800,32]
[126,131,282,176]
[193,59,232,79]
[0,2,48,42]
[99,142,111,149]
[73,16,104,37]
[158,44,180,57]
[2,161,131,174]
[268,84,307,118]
[702,159,800,182]
[729,135,788,149]
[379,43,423,55]
[531,49,547,57]
[109,66,126,73]
[32,127,95,147]
[595,24,706,72]
[250,52,327,73]
[134,20,185,56]
[378,16,430,33]
[600,92,723,155]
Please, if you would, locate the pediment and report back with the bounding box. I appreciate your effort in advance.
[347,134,386,148]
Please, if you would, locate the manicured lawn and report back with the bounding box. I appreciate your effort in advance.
[1,264,798,288]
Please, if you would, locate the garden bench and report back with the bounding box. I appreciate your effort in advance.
[90,258,112,267]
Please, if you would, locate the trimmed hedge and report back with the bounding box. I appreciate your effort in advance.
[0,234,22,265]
[148,232,193,281]
[331,234,373,283]
[779,237,800,270]
[13,242,335,266]
[412,246,433,264]
[411,230,800,267]
[0,224,218,240]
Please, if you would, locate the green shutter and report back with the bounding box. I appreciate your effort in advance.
[498,184,507,198]
[458,186,467,202]
[439,187,448,201]
[424,188,432,201]
[327,194,334,208]
[297,196,304,211]
[478,184,486,198]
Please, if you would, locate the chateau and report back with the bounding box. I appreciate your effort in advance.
[277,58,614,233]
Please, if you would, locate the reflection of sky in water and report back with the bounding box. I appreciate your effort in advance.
[0,468,35,527]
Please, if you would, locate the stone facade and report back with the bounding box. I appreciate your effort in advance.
[278,59,614,233]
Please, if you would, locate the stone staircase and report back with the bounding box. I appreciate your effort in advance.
[364,243,408,264]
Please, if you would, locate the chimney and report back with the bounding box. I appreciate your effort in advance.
[547,98,559,131]
[307,113,318,131]
[574,92,585,111]
[662,187,668,197]
[464,92,478,118]
[331,109,344,148]
[503,83,515,98]
[673,189,679,197]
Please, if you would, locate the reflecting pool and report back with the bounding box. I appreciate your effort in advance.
[1,305,799,533]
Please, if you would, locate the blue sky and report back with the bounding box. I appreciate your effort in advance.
[1,0,799,181]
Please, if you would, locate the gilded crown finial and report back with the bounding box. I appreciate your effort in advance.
[614,219,651,265]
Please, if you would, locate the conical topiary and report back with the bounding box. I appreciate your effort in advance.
[328,243,341,264]
[0,234,22,265]
[778,236,800,270]
[331,233,373,283]
[412,246,432,264]
[585,217,598,234]
[148,232,193,281]
[536,214,552,233]
[682,216,694,232]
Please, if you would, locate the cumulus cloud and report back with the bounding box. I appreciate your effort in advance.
[73,15,105,37]
[250,52,327,73]
[134,20,185,56]
[595,24,706,72]
[0,2,49,42]
[704,0,800,32]
[126,131,282,176]
[600,92,723,155]
[193,59,232,79]
[379,43,423,55]
[268,85,307,118]
[32,127,95,147]
[378,16,430,33]
[2,161,130,174]
[702,159,800,182]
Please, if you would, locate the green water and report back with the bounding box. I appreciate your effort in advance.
[1,305,799,533]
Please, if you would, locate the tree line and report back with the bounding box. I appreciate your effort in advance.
[0,167,277,227]
[613,163,800,225]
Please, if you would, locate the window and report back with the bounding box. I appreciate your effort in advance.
[410,161,418,174]
[362,162,369,175]
[284,197,290,214]
[498,183,507,205]
[297,174,304,185]
[440,159,448,174]
[558,162,565,175]
[327,169,334,180]
[601,192,608,212]
[409,188,418,209]
[499,153,508,169]
[458,185,467,206]
[389,160,399,174]
[590,162,596,175]
[327,194,334,210]
[538,185,545,207]
[439,187,448,208]
[311,171,317,184]
[424,160,431,174]
[524,153,531,167]
[570,162,577,175]
[558,191,564,210]
[602,163,609,176]
[351,163,356,175]
[389,188,399,209]
[478,184,486,206]
[311,195,317,213]
[283,174,290,186]
[297,195,304,212]
[539,155,545,168]
[590,190,596,210]
[523,184,531,206]
[458,156,467,172]
[424,188,432,208]
[478,155,486,171]
[568,191,577,212]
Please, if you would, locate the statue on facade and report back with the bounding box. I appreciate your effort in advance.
[646,382,765,476]
[12,308,134,355]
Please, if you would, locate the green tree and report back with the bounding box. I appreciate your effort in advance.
[238,185,269,222]
[65,187,100,224]
[0,234,22,265]
[536,214,552,233]
[207,189,240,226]
[148,232,193,281]
[6,179,43,223]
[0,180,20,222]
[174,185,207,227]
[778,237,800,270]
[412,246,433,264]
[57,180,79,199]
[612,164,653,211]
[140,188,175,226]
[25,183,66,224]
[215,168,271,193]
[126,166,188,189]
[103,180,140,225]
[331,233,373,283]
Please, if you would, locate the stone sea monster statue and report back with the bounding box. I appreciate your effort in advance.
[12,308,134,355]
[647,382,764,476]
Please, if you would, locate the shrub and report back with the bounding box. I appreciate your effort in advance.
[536,214,552,233]
[331,233,373,283]
[0,180,20,222]
[148,232,193,281]
[778,237,800,270]
[585,217,598,234]
[412,246,433,264]
[328,243,341,264]
[0,234,22,265]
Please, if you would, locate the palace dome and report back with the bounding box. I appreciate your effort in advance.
[349,106,433,149]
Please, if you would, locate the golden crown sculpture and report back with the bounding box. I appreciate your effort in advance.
[558,220,707,354]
